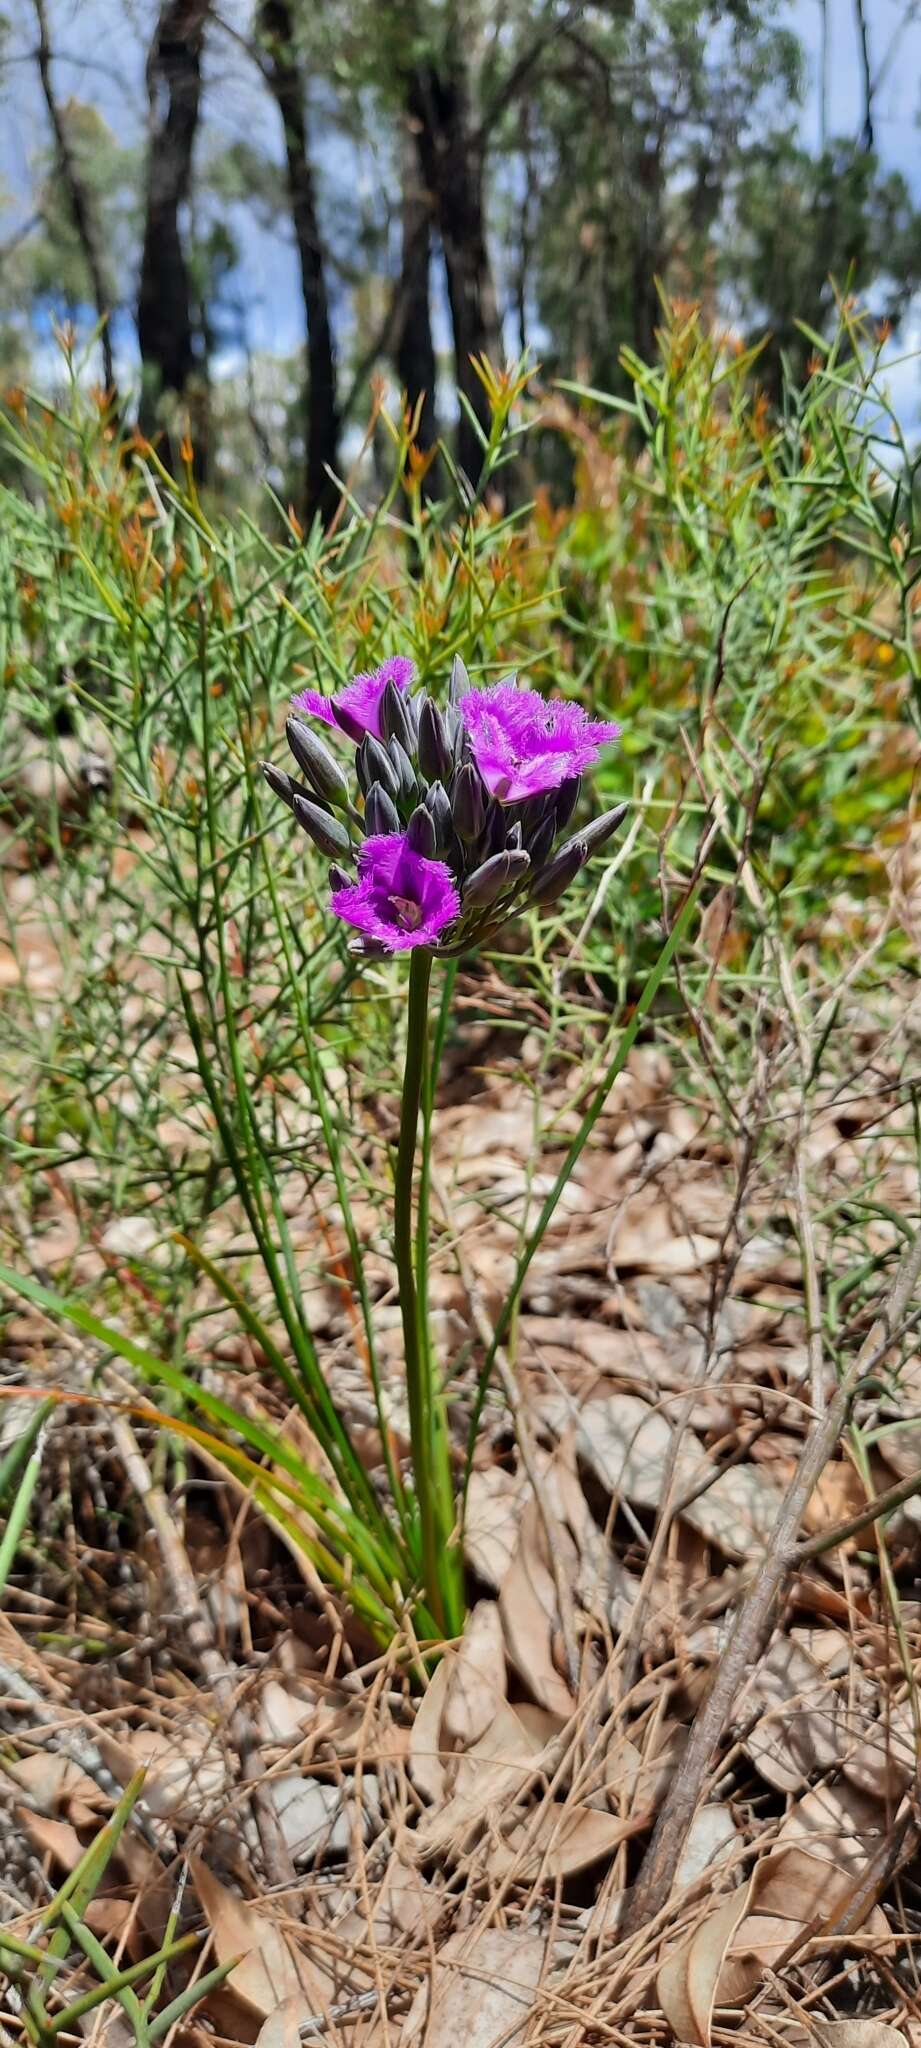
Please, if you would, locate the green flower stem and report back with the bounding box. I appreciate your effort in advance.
[394,948,462,1636]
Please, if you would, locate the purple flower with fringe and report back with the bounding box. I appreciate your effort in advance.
[459,680,620,802]
[330,833,460,952]
[292,656,414,743]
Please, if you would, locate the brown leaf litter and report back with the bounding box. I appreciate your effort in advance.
[3,903,921,2043]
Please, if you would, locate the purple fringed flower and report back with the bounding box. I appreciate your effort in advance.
[330,833,460,952]
[459,680,620,802]
[292,656,414,742]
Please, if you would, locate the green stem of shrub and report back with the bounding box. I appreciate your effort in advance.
[394,949,464,1637]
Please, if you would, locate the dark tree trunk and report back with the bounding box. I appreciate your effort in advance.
[137,0,209,467]
[631,134,665,368]
[406,32,501,491]
[258,0,340,527]
[396,122,439,481]
[32,0,115,395]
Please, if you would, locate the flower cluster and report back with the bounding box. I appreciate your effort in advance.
[263,657,624,954]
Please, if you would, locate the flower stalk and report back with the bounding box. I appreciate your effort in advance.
[393,949,464,1635]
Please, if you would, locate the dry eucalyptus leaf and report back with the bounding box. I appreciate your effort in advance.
[575,1394,782,1559]
[486,1799,637,1881]
[17,1807,83,1870]
[255,1999,320,2048]
[414,1698,547,1860]
[271,1772,379,1862]
[464,1467,527,1588]
[742,1634,848,1792]
[190,1856,330,2020]
[409,1653,450,1804]
[401,1926,545,2047]
[657,1880,754,2048]
[442,1599,506,1750]
[129,1720,227,1818]
[9,1751,105,1827]
[841,1699,916,1801]
[498,1502,576,1717]
[674,1804,739,1888]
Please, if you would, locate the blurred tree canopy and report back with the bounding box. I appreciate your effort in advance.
[2,0,920,515]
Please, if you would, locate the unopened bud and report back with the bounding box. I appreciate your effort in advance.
[285,717,349,804]
[388,738,417,803]
[464,848,530,907]
[452,761,487,844]
[406,803,438,857]
[530,837,587,906]
[291,793,353,861]
[364,782,400,835]
[379,678,415,754]
[356,735,399,800]
[579,801,629,855]
[418,698,453,782]
[424,779,453,852]
[553,775,582,833]
[262,761,302,811]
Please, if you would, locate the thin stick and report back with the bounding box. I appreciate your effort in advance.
[623,1223,921,1932]
[110,1412,296,1890]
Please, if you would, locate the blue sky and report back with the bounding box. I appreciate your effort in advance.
[2,0,920,417]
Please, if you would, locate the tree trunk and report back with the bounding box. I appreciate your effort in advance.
[258,0,340,527]
[396,121,439,484]
[407,34,501,490]
[137,0,209,467]
[32,0,115,395]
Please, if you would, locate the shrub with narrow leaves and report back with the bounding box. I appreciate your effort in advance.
[264,656,625,954]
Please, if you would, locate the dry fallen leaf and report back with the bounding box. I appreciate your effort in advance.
[464,1467,528,1588]
[401,1926,545,2047]
[190,1856,330,2020]
[657,1879,754,2047]
[486,1799,639,1881]
[414,1698,547,1860]
[742,1633,848,1792]
[573,1393,783,1559]
[442,1599,506,1751]
[498,1500,576,1717]
[409,1653,450,1805]
[254,2000,320,2048]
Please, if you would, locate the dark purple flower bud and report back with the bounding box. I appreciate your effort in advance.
[530,837,587,906]
[463,848,530,907]
[443,704,462,753]
[332,699,369,744]
[521,791,553,838]
[449,653,470,704]
[579,801,629,855]
[424,780,454,852]
[553,775,582,832]
[406,802,438,858]
[291,792,354,861]
[379,678,416,755]
[262,761,304,811]
[452,761,487,844]
[505,821,524,852]
[285,717,350,805]
[482,800,509,859]
[388,738,418,804]
[418,698,453,783]
[527,813,557,869]
[364,782,401,835]
[357,735,399,800]
[329,862,352,890]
